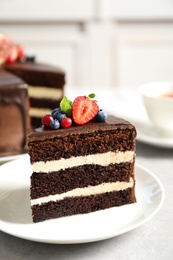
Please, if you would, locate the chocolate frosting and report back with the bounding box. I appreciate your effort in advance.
[5,61,65,74]
[0,70,28,148]
[0,69,26,88]
[5,61,65,88]
[28,115,136,141]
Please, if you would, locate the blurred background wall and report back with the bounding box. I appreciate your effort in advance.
[0,0,173,90]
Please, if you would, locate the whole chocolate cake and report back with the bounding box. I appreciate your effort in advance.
[0,69,30,155]
[0,34,66,157]
[28,94,137,223]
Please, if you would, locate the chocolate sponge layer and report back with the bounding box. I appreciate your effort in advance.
[30,98,60,109]
[31,188,136,222]
[30,161,135,199]
[28,128,136,163]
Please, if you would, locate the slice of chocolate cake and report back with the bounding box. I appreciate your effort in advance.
[5,61,65,129]
[0,69,31,156]
[28,114,137,223]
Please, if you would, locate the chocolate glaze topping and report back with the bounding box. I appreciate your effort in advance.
[5,61,65,73]
[5,61,65,88]
[28,115,136,141]
[0,70,28,148]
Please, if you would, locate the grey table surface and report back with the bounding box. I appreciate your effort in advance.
[0,141,173,260]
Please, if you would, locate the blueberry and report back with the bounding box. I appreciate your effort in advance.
[95,109,108,122]
[50,119,60,130]
[25,55,36,62]
[51,108,61,117]
[51,108,66,122]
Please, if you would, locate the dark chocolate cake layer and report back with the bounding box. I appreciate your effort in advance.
[31,188,136,222]
[28,115,136,163]
[30,118,41,131]
[31,161,135,199]
[30,98,60,109]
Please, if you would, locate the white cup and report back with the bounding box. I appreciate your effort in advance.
[139,82,173,136]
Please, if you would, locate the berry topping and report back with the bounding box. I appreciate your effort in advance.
[25,55,36,62]
[50,119,60,130]
[61,117,72,128]
[51,108,66,122]
[95,109,108,122]
[72,94,99,125]
[0,34,14,65]
[42,114,53,128]
[6,46,18,64]
[17,44,25,60]
[41,93,107,130]
[51,107,61,117]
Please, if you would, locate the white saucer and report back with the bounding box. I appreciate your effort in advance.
[0,156,164,244]
[129,118,173,148]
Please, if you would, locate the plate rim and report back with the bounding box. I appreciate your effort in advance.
[0,153,27,163]
[0,157,165,244]
[127,118,173,148]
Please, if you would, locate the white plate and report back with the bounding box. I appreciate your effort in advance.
[130,118,173,148]
[0,153,27,164]
[0,155,164,244]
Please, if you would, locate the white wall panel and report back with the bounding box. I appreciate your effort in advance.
[113,23,173,89]
[99,0,173,20]
[0,0,95,21]
[0,1,173,89]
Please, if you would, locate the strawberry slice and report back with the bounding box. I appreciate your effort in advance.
[72,96,99,125]
[6,45,18,64]
[17,44,25,60]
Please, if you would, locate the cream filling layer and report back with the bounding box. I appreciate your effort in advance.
[31,178,134,206]
[28,86,63,99]
[29,107,52,117]
[31,151,135,173]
